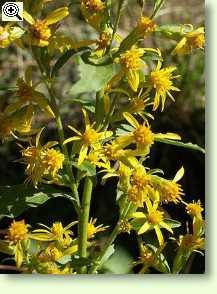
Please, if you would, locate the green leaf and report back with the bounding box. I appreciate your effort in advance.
[70,59,117,95]
[0,184,69,220]
[73,160,96,177]
[100,244,115,265]
[51,48,88,77]
[172,249,192,274]
[155,138,205,154]
[102,246,133,274]
[164,218,182,229]
[57,255,72,265]
[151,0,165,19]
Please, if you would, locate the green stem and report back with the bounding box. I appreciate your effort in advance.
[32,48,80,214]
[109,0,125,51]
[78,177,93,273]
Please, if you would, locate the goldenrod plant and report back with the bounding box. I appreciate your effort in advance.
[0,0,205,274]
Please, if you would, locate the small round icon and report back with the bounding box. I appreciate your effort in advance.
[3,2,22,20]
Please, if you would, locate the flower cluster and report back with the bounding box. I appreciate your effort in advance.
[0,0,204,274]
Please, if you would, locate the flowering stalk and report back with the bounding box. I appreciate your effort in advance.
[78,177,93,273]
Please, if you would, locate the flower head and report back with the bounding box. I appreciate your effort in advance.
[136,16,157,35]
[119,219,132,234]
[23,7,69,47]
[5,74,54,117]
[116,112,154,153]
[87,218,108,239]
[113,47,145,92]
[172,27,205,55]
[148,61,180,111]
[64,109,113,165]
[152,167,184,204]
[42,149,64,177]
[132,192,173,245]
[185,200,203,219]
[6,220,29,243]
[20,129,64,186]
[82,0,105,13]
[31,221,77,247]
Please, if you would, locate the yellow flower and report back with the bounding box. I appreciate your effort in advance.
[42,149,64,178]
[82,0,105,13]
[148,60,180,111]
[30,221,77,247]
[87,218,108,239]
[5,72,54,117]
[128,185,148,207]
[0,25,24,48]
[20,129,64,186]
[116,112,154,153]
[81,0,106,31]
[6,220,29,243]
[172,27,205,56]
[136,16,157,36]
[185,200,203,220]
[23,7,69,47]
[0,106,34,141]
[118,47,145,92]
[64,109,113,165]
[95,30,112,57]
[131,165,151,189]
[132,192,173,246]
[3,220,30,268]
[153,167,185,204]
[38,245,63,262]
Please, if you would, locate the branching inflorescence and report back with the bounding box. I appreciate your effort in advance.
[0,0,205,274]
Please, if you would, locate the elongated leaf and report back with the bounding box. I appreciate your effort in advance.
[0,184,69,220]
[155,138,205,154]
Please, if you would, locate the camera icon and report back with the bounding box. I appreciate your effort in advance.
[2,2,23,21]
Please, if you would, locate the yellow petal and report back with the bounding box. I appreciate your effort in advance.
[173,166,185,182]
[154,226,164,246]
[154,132,181,140]
[44,7,69,25]
[123,112,139,129]
[127,69,139,92]
[23,10,35,25]
[68,125,82,136]
[63,136,81,145]
[138,222,150,234]
[132,212,145,218]
[78,144,88,165]
[15,242,23,268]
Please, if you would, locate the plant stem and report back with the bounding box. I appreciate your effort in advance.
[109,0,126,50]
[32,48,80,214]
[78,176,93,273]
